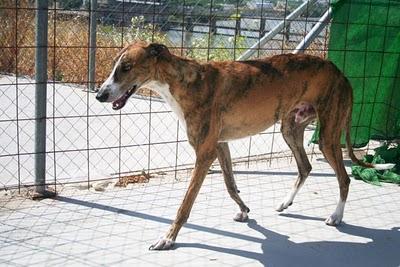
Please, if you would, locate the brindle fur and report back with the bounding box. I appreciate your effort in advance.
[98,42,368,250]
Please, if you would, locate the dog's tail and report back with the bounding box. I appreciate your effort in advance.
[345,109,395,170]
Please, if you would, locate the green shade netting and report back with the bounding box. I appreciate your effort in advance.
[312,0,400,147]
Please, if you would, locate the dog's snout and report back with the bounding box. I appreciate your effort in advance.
[96,91,109,102]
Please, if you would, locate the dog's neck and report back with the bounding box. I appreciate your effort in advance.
[141,80,187,130]
[142,55,211,131]
[154,54,204,89]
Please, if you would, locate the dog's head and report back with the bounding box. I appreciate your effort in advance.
[96,42,170,110]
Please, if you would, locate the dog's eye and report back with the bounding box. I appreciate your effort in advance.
[121,64,132,72]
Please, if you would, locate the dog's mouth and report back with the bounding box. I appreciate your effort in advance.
[112,85,137,110]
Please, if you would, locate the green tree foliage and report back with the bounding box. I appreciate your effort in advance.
[168,0,249,8]
[187,34,247,61]
[59,0,82,10]
[97,16,171,47]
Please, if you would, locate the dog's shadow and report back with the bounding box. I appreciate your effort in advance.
[175,214,400,267]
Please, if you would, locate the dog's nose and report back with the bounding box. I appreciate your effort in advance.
[96,91,109,102]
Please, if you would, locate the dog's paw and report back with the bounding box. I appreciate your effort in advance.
[275,201,292,212]
[233,211,248,222]
[149,237,175,250]
[325,213,343,226]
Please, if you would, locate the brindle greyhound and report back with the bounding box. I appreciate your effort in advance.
[96,41,392,250]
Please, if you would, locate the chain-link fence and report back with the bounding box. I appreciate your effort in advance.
[0,0,331,193]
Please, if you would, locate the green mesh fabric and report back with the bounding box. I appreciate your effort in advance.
[312,0,400,147]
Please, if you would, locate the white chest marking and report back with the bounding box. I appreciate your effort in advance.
[141,81,187,131]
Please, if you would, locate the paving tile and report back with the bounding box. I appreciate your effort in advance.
[1,158,399,266]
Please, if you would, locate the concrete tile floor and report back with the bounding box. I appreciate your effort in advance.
[1,157,399,267]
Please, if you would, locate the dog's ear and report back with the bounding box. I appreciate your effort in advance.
[148,43,169,58]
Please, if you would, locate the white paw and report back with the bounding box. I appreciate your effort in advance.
[325,213,343,226]
[149,237,175,250]
[233,211,249,222]
[275,201,292,212]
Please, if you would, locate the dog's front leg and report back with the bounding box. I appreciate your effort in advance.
[149,146,217,250]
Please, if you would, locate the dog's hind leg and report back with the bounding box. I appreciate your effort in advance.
[319,123,350,226]
[316,82,352,226]
[276,114,312,212]
[217,142,250,222]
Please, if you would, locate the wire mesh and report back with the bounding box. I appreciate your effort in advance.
[0,0,332,191]
[2,2,400,265]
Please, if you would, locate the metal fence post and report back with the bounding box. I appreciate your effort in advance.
[34,0,55,198]
[88,0,97,92]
